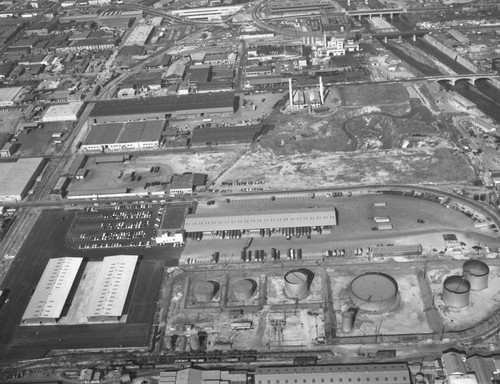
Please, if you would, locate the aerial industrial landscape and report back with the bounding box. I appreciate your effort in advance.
[1,0,500,382]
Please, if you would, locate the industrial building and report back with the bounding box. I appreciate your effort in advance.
[41,102,84,122]
[159,368,246,384]
[22,257,83,325]
[155,206,186,245]
[183,207,337,238]
[255,364,411,384]
[123,25,154,46]
[0,86,23,106]
[81,120,166,152]
[0,157,46,203]
[288,77,325,109]
[85,255,138,322]
[90,93,235,123]
[171,5,244,20]
[169,173,207,197]
[191,125,264,146]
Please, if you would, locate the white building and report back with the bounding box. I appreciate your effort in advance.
[123,25,154,46]
[0,86,23,107]
[22,257,83,325]
[81,120,165,152]
[156,230,184,245]
[85,255,138,322]
[0,157,45,203]
[41,102,84,122]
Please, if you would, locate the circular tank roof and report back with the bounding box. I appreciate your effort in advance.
[233,279,257,300]
[444,276,470,293]
[194,281,217,302]
[350,272,398,303]
[285,270,309,284]
[463,259,489,277]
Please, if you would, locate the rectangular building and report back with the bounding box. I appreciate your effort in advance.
[85,255,138,322]
[0,157,45,203]
[41,102,84,122]
[0,86,23,106]
[255,364,411,384]
[22,257,83,325]
[90,93,235,123]
[184,207,337,233]
[82,120,165,152]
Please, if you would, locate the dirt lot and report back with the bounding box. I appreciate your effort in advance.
[205,82,475,189]
[340,83,409,107]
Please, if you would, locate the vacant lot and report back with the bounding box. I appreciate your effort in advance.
[341,83,409,106]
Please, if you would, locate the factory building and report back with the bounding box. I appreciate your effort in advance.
[0,86,23,106]
[169,173,207,197]
[82,120,166,152]
[268,0,333,15]
[159,368,246,384]
[155,206,186,245]
[90,93,235,123]
[0,157,46,203]
[183,207,337,239]
[85,255,138,322]
[171,5,244,20]
[41,102,84,122]
[123,25,154,46]
[255,364,411,384]
[22,257,83,325]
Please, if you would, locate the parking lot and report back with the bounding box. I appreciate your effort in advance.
[67,202,164,249]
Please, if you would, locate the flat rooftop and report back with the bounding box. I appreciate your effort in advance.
[90,92,235,117]
[22,257,83,322]
[184,207,337,232]
[0,157,45,199]
[85,255,138,319]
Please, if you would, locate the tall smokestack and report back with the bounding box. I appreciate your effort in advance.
[323,33,327,47]
[288,78,293,107]
[319,76,324,104]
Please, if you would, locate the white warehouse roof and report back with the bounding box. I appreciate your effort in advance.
[41,102,84,122]
[0,86,23,106]
[0,157,45,203]
[184,207,337,232]
[85,255,138,320]
[22,257,83,322]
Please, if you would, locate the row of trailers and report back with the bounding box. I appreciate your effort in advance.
[190,227,322,241]
[211,248,305,263]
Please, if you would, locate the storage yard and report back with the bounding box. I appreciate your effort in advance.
[161,257,500,353]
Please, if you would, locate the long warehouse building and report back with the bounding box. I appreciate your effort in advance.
[90,93,235,123]
[85,255,138,322]
[0,157,46,203]
[22,257,83,325]
[184,207,337,238]
[255,364,412,384]
[82,120,166,152]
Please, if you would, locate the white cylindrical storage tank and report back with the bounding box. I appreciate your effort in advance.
[442,276,470,309]
[194,280,218,302]
[349,272,399,312]
[341,310,355,333]
[233,278,257,301]
[284,269,311,299]
[463,259,489,291]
